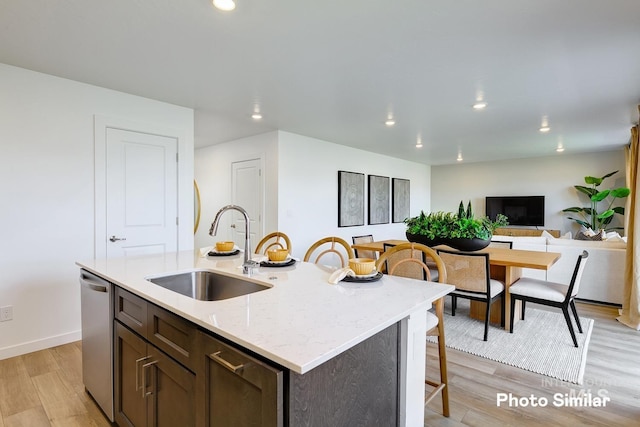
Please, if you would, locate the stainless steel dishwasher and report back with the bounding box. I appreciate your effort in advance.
[79,269,114,422]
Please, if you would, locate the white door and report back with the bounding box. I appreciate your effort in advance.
[231,159,263,251]
[105,128,178,257]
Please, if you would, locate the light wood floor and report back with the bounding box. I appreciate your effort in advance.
[0,303,638,426]
[425,302,640,426]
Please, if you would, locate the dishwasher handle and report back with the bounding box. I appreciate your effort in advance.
[79,271,110,293]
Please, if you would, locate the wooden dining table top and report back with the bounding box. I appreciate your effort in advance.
[351,239,561,271]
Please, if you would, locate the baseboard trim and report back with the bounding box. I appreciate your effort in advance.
[575,298,623,308]
[0,330,82,360]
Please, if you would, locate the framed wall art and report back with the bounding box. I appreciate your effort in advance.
[338,171,365,227]
[368,175,390,225]
[392,178,410,223]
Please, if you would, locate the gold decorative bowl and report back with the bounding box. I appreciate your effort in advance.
[215,241,235,252]
[349,258,376,275]
[267,249,289,262]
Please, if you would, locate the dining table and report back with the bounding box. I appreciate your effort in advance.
[351,239,562,330]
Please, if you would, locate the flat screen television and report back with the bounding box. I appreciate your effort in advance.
[485,196,545,226]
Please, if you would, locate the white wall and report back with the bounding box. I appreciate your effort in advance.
[0,63,194,359]
[195,131,431,260]
[278,131,431,259]
[431,150,627,235]
[194,131,279,250]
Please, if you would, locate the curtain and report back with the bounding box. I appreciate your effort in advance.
[619,106,640,330]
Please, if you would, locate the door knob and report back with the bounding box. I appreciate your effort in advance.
[109,235,127,242]
[230,224,236,228]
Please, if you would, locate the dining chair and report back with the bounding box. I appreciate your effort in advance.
[376,242,449,417]
[488,240,513,249]
[303,236,354,268]
[382,242,439,282]
[352,234,378,260]
[509,250,589,347]
[255,231,292,254]
[437,249,505,341]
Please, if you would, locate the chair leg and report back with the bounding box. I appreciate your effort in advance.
[562,306,579,347]
[437,320,449,416]
[570,300,583,333]
[425,298,449,417]
[500,295,505,327]
[509,295,516,333]
[483,301,490,341]
[522,300,526,320]
[451,296,457,316]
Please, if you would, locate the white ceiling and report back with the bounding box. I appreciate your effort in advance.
[1,0,639,165]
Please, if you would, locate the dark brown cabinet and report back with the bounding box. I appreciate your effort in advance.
[114,322,196,427]
[196,331,284,427]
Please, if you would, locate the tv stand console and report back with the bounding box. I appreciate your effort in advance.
[494,227,560,238]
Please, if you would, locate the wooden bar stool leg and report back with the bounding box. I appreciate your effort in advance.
[424,297,449,417]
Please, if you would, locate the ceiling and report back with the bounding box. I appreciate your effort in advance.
[1,0,639,165]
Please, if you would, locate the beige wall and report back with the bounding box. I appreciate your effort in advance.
[431,150,627,235]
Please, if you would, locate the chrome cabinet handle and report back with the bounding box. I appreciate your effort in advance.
[141,360,158,398]
[109,235,127,242]
[210,351,244,373]
[135,356,151,392]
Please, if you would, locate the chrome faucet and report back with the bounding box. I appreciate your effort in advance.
[209,204,258,274]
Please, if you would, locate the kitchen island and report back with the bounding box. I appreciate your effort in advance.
[78,250,453,426]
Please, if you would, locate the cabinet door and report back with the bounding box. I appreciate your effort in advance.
[115,322,148,427]
[197,331,283,427]
[146,347,196,427]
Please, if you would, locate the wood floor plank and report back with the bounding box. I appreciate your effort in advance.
[21,350,59,378]
[3,407,51,427]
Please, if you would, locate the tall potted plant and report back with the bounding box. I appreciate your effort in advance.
[405,201,508,251]
[562,170,629,233]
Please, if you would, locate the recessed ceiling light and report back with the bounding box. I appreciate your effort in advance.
[415,135,423,148]
[472,102,487,110]
[457,152,463,162]
[385,118,396,126]
[556,146,565,152]
[251,112,262,120]
[213,0,236,11]
[539,116,550,132]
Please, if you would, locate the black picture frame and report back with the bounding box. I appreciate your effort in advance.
[338,171,365,227]
[368,175,390,225]
[392,178,410,223]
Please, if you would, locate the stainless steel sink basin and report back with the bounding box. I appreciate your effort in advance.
[147,270,270,301]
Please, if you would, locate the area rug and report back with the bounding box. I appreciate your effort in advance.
[427,303,594,384]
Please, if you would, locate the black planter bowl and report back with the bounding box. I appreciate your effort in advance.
[405,232,491,252]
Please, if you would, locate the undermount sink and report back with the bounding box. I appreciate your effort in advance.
[147,270,270,301]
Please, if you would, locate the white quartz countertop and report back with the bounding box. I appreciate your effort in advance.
[77,250,453,374]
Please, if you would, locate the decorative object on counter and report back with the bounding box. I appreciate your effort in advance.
[327,267,383,284]
[338,171,365,227]
[368,175,390,225]
[260,257,296,267]
[267,248,289,262]
[562,170,630,235]
[392,178,410,223]
[216,241,235,252]
[348,258,376,276]
[405,201,508,251]
[208,248,240,256]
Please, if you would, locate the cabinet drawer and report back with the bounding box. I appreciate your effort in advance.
[114,287,147,337]
[147,304,198,372]
[197,331,283,427]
